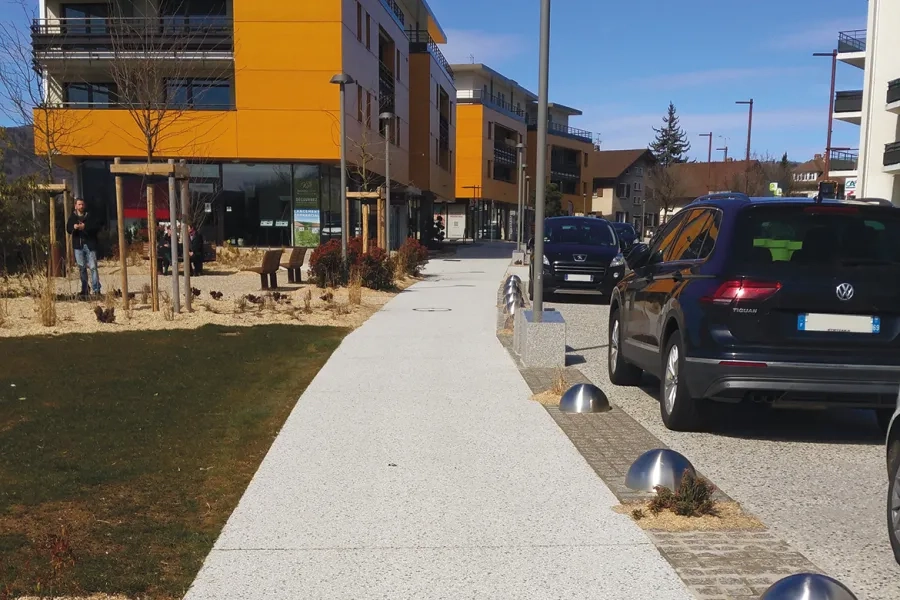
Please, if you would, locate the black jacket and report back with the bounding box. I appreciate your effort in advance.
[65,211,101,251]
[189,232,204,258]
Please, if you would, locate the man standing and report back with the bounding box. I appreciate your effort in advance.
[188,226,204,276]
[65,198,101,297]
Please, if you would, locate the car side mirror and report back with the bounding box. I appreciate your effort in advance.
[526,237,534,251]
[625,243,651,269]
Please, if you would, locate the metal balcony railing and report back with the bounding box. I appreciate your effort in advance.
[379,60,395,113]
[838,29,866,53]
[834,90,863,113]
[493,143,516,166]
[31,16,233,57]
[528,119,593,143]
[888,79,900,105]
[456,89,526,121]
[439,116,450,151]
[829,149,859,172]
[380,0,405,27]
[407,29,454,80]
[885,142,900,167]
[550,164,581,180]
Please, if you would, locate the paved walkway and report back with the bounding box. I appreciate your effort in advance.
[185,243,693,600]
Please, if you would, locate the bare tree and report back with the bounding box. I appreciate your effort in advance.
[647,164,684,224]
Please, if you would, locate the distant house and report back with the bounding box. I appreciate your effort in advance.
[664,159,765,219]
[590,149,657,233]
[792,154,848,198]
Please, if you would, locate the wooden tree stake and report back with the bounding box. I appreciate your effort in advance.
[147,184,159,312]
[114,158,128,309]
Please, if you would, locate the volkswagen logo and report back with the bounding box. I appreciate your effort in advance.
[574,254,587,262]
[836,282,854,301]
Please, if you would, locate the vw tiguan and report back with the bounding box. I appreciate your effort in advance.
[608,193,900,432]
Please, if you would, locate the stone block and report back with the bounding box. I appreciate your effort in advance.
[511,250,526,265]
[513,309,566,367]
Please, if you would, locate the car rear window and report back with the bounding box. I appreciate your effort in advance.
[732,204,900,270]
[545,220,616,246]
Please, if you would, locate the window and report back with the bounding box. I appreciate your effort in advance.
[63,82,116,107]
[396,49,401,81]
[543,219,617,246]
[165,78,231,109]
[357,86,363,122]
[669,208,721,262]
[615,211,626,222]
[487,159,493,178]
[365,13,371,50]
[635,167,644,177]
[583,182,588,196]
[647,211,687,265]
[394,116,400,146]
[61,3,108,34]
[634,182,642,192]
[356,2,362,41]
[160,0,226,25]
[616,183,630,198]
[487,122,493,140]
[365,91,372,127]
[632,196,642,206]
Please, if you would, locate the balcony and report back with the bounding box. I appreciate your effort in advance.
[379,0,405,29]
[456,89,526,121]
[528,119,593,144]
[884,141,900,172]
[439,115,450,151]
[379,61,395,114]
[834,89,863,125]
[829,149,858,176]
[31,17,233,62]
[837,29,866,69]
[888,79,900,113]
[407,30,454,81]
[493,142,517,166]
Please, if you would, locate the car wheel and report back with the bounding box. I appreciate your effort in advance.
[608,309,642,386]
[660,330,704,432]
[876,409,893,435]
[888,439,900,565]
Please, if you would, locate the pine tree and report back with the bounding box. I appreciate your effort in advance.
[649,102,691,167]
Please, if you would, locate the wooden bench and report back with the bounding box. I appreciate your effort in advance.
[243,249,282,289]
[280,248,308,283]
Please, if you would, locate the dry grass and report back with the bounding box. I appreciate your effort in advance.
[35,276,57,327]
[348,267,362,306]
[302,288,313,314]
[614,501,765,532]
[216,245,265,270]
[160,290,174,322]
[551,367,568,395]
[139,283,151,305]
[531,390,562,405]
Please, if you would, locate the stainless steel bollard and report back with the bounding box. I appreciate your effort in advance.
[559,383,611,413]
[625,448,696,492]
[760,573,858,600]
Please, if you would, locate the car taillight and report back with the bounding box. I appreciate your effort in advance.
[701,279,781,305]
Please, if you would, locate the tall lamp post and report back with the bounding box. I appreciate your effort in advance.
[379,112,394,252]
[330,73,356,261]
[532,0,552,321]
[814,50,838,178]
[735,99,754,192]
[516,142,525,251]
[699,132,713,192]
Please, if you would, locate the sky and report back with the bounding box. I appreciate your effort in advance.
[429,0,867,162]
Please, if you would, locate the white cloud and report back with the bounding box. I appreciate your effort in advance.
[441,29,527,67]
[624,67,811,89]
[766,17,866,51]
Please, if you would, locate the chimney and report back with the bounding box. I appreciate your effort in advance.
[814,153,822,159]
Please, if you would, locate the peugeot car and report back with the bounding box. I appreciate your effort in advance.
[528,216,626,300]
[607,193,900,432]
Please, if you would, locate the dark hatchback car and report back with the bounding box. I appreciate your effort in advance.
[611,221,639,251]
[607,193,900,431]
[528,216,626,300]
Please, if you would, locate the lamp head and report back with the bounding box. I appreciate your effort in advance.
[330,73,355,85]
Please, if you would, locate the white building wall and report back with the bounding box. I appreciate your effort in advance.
[857,0,900,202]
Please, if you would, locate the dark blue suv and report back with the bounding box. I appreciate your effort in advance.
[608,193,900,431]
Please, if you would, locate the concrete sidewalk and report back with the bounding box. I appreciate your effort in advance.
[184,243,693,600]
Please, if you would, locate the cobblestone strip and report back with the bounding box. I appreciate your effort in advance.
[497,329,824,600]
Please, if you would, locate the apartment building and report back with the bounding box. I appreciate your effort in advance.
[452,63,533,241]
[590,149,656,233]
[831,0,900,202]
[31,0,455,248]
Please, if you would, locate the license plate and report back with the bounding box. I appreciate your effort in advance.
[797,313,881,333]
[565,274,593,282]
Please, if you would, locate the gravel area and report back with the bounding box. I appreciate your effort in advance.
[545,294,900,600]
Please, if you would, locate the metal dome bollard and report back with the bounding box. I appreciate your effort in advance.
[559,384,611,413]
[759,573,858,600]
[505,296,523,316]
[624,449,696,492]
[506,274,522,286]
[504,288,522,303]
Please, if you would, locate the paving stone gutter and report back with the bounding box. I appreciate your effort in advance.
[497,330,825,600]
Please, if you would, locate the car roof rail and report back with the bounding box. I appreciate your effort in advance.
[852,197,894,207]
[690,192,751,203]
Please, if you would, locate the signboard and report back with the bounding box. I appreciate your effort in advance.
[260,220,274,227]
[293,177,320,246]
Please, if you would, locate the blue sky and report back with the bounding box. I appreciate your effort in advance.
[430,0,866,162]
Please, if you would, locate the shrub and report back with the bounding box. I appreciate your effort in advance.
[309,239,346,288]
[359,246,394,291]
[649,471,717,517]
[397,237,429,276]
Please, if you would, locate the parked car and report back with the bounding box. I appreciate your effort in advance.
[527,216,626,300]
[887,389,900,565]
[607,192,900,431]
[610,222,639,251]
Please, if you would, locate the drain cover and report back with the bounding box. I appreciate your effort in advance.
[413,308,452,312]
[442,259,461,262]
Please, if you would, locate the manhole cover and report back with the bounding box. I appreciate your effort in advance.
[413,308,452,312]
[442,259,461,262]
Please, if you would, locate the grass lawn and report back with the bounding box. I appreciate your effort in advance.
[0,324,347,599]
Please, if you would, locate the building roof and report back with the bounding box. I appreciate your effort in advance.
[449,63,537,100]
[548,102,582,116]
[793,155,825,174]
[670,160,761,199]
[592,149,654,179]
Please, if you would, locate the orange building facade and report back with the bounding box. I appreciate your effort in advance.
[33,0,455,247]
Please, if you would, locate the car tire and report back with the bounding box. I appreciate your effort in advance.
[608,308,642,386]
[876,409,893,435]
[888,438,900,565]
[660,330,705,432]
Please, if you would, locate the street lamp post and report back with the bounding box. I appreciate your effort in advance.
[533,0,552,321]
[330,73,356,262]
[699,132,712,192]
[814,50,838,178]
[516,142,525,251]
[379,112,394,252]
[736,99,754,191]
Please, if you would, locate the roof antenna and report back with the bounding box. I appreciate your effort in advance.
[468,54,475,64]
